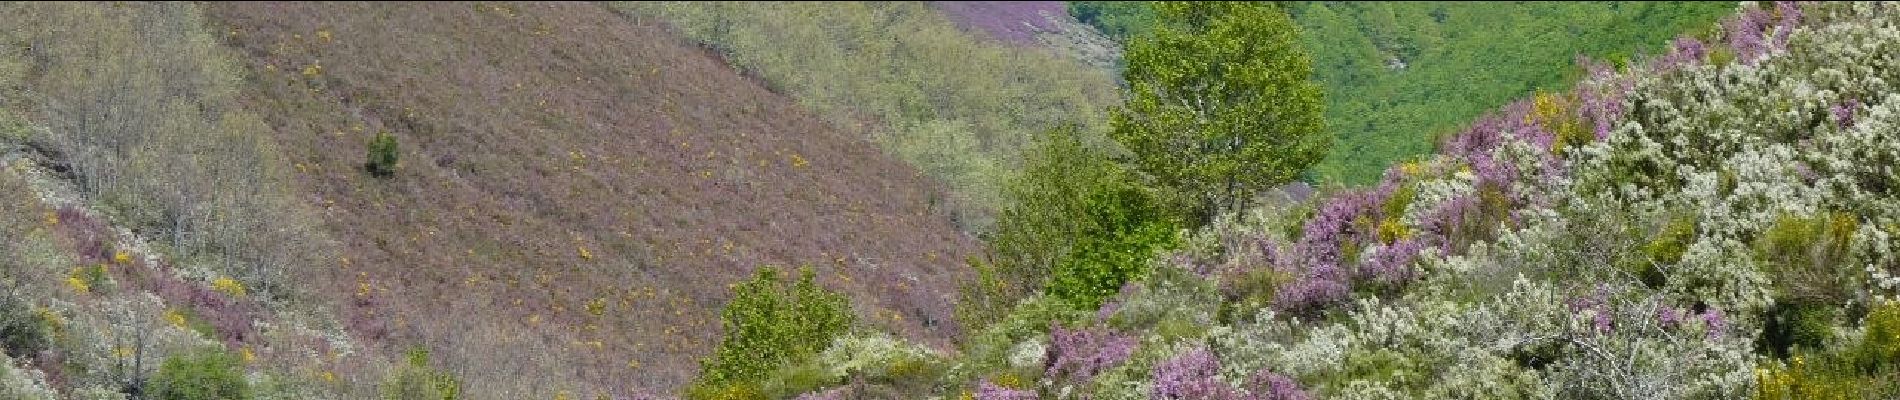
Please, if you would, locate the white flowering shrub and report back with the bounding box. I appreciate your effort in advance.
[0,355,58,400]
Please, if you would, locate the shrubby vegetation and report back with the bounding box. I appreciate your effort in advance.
[761,2,1900,399]
[150,346,251,400]
[613,1,1120,232]
[365,131,399,178]
[0,2,328,298]
[381,348,463,400]
[965,126,1179,327]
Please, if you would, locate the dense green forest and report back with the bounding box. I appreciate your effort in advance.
[1073,1,1735,184]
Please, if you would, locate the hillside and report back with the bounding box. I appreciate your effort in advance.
[926,1,1122,71]
[731,2,1900,398]
[616,2,1123,233]
[203,2,984,393]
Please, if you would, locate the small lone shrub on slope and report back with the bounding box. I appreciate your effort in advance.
[366,131,399,178]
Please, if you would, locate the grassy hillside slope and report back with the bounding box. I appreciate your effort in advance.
[201,2,978,395]
[616,2,1122,233]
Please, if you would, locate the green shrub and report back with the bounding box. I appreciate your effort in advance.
[1757,212,1859,306]
[380,348,460,400]
[1045,185,1179,308]
[978,126,1180,317]
[1761,302,1839,359]
[366,131,399,178]
[954,257,1016,337]
[1220,266,1291,323]
[150,347,250,400]
[1635,213,1697,288]
[691,266,853,398]
[1752,302,1900,400]
[952,295,1085,385]
[1854,301,1900,372]
[0,293,49,358]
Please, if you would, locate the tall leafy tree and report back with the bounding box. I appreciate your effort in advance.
[1110,1,1329,224]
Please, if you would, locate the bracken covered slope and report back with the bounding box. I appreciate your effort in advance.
[204,2,978,395]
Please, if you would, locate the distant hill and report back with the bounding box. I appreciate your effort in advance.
[200,2,979,394]
[619,2,1123,233]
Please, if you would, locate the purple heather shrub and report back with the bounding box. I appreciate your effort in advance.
[974,381,1038,400]
[1658,305,1684,329]
[1832,98,1861,129]
[1566,284,1616,334]
[1728,7,1773,64]
[1699,307,1728,340]
[1258,237,1292,269]
[1653,36,1708,74]
[1356,238,1426,289]
[1576,56,1631,141]
[1445,110,1507,163]
[1046,325,1139,383]
[1272,262,1349,316]
[1173,252,1218,277]
[1773,1,1803,50]
[1151,348,1315,400]
[1294,190,1383,267]
[1794,162,1820,183]
[1246,370,1313,400]
[1097,299,1123,323]
[1152,348,1243,400]
[1445,99,1564,193]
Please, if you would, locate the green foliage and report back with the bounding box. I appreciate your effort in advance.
[3,2,326,298]
[1073,2,1733,184]
[952,295,1086,385]
[1753,213,1861,359]
[366,131,399,178]
[1754,303,1900,400]
[1753,354,1881,400]
[1111,1,1329,223]
[1069,2,1159,42]
[380,348,460,400]
[1761,302,1839,359]
[1854,301,1900,373]
[0,292,49,359]
[1045,188,1179,308]
[955,257,1013,337]
[150,347,251,400]
[1757,212,1859,305]
[1220,266,1291,323]
[1635,213,1697,287]
[692,266,853,398]
[974,126,1180,315]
